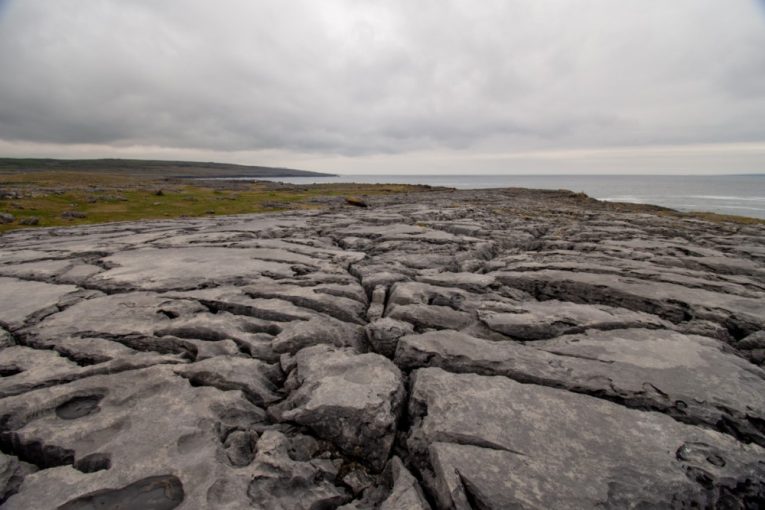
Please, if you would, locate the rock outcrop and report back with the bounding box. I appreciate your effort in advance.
[0,187,763,508]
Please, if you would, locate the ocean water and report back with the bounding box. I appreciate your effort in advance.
[222,174,765,219]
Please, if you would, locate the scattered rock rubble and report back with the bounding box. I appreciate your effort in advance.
[0,187,764,509]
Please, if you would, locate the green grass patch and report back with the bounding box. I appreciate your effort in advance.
[0,172,430,232]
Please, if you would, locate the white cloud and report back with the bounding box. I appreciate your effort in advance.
[0,0,764,173]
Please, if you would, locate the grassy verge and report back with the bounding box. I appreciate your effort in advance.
[0,171,430,233]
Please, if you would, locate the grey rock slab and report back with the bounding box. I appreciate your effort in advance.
[234,238,367,264]
[19,293,259,362]
[384,282,481,330]
[386,304,474,331]
[180,337,242,360]
[271,316,366,355]
[309,281,369,304]
[491,251,765,293]
[385,281,484,313]
[351,266,411,294]
[0,345,183,398]
[174,355,282,407]
[168,287,323,323]
[0,259,74,280]
[148,231,258,248]
[408,367,765,509]
[478,299,670,340]
[655,254,765,279]
[24,335,170,365]
[270,345,405,470]
[0,277,80,330]
[376,253,457,271]
[212,214,316,234]
[0,346,79,396]
[335,223,428,239]
[396,329,765,447]
[417,271,497,292]
[425,221,484,237]
[89,247,297,290]
[153,310,282,360]
[25,292,208,341]
[493,269,765,335]
[153,310,281,339]
[242,282,367,324]
[56,263,104,284]
[0,249,71,265]
[0,365,271,510]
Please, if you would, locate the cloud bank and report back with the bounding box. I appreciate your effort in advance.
[1,0,764,173]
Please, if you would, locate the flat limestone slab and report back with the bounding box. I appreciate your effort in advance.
[0,277,79,330]
[396,329,765,446]
[493,269,765,335]
[408,367,765,509]
[478,299,669,340]
[0,366,267,510]
[89,247,298,290]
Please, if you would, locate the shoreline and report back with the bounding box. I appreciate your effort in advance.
[0,179,765,235]
[216,173,765,220]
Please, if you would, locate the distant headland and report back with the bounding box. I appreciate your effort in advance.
[0,158,335,179]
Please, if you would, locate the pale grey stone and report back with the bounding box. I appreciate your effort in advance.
[270,345,404,470]
[408,367,765,509]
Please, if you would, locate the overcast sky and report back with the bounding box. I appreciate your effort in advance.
[1,0,764,174]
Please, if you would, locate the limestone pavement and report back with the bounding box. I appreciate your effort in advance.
[0,188,763,509]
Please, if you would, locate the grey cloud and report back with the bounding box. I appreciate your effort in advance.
[0,0,764,157]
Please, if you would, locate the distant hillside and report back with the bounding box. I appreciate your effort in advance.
[0,158,335,178]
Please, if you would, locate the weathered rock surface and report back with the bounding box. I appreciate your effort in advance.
[478,299,670,340]
[1,187,764,508]
[396,329,765,446]
[408,367,765,509]
[269,345,405,470]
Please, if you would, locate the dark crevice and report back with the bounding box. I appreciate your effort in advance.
[0,366,23,377]
[195,298,310,323]
[73,452,111,473]
[57,474,184,510]
[0,432,75,470]
[157,309,179,319]
[386,373,441,510]
[56,395,104,420]
[458,471,491,510]
[537,350,617,364]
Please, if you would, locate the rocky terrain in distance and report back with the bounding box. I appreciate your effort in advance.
[0,187,764,509]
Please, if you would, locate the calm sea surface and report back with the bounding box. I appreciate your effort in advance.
[220,174,765,219]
